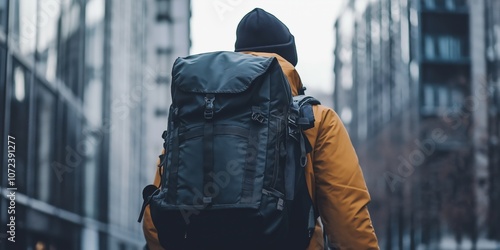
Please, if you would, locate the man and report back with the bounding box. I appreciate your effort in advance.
[143,8,379,250]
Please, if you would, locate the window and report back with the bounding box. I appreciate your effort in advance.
[83,0,105,219]
[424,34,467,61]
[82,121,100,219]
[0,0,6,33]
[421,83,465,115]
[52,101,84,213]
[156,75,170,84]
[156,0,172,22]
[10,0,37,59]
[84,17,104,127]
[156,47,172,79]
[57,2,84,100]
[0,46,5,113]
[0,46,5,175]
[36,0,62,83]
[60,103,83,214]
[422,0,467,10]
[35,84,57,203]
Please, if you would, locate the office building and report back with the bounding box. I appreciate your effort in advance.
[0,0,190,249]
[334,0,500,248]
[485,0,500,241]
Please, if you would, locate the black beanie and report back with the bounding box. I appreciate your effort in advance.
[235,8,298,66]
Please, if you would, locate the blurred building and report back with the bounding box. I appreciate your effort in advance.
[485,0,500,241]
[334,1,418,247]
[0,0,190,249]
[334,0,500,249]
[143,0,190,183]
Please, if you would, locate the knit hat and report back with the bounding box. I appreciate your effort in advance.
[235,8,298,66]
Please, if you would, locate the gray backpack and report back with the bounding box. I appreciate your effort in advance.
[138,51,319,250]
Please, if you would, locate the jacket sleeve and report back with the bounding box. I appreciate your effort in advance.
[313,107,379,249]
[142,150,165,250]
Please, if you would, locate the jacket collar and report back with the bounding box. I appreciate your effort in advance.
[241,51,303,96]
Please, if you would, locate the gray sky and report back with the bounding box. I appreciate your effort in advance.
[190,0,346,93]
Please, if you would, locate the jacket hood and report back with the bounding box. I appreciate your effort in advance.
[242,51,303,96]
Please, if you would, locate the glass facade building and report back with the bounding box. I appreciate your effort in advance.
[485,0,500,242]
[334,0,500,249]
[0,0,190,249]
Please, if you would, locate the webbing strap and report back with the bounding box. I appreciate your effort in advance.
[203,120,215,204]
[179,125,249,142]
[241,125,259,203]
[299,132,308,167]
[167,128,179,203]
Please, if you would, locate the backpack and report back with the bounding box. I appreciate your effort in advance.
[138,51,320,250]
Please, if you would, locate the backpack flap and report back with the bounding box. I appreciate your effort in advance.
[172,51,275,94]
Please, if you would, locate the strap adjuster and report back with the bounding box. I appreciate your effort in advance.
[251,106,266,123]
[204,109,214,119]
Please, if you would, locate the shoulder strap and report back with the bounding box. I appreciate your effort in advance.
[293,95,321,108]
[292,95,321,131]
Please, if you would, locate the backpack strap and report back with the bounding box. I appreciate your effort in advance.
[292,95,321,155]
[294,95,321,106]
[137,185,160,223]
[292,95,321,131]
[298,86,307,95]
[165,106,180,203]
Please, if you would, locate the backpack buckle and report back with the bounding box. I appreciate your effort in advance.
[203,196,212,204]
[251,112,266,123]
[204,110,214,119]
[204,95,215,120]
[251,106,266,123]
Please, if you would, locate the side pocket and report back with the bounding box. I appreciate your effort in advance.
[258,188,289,240]
[261,188,285,211]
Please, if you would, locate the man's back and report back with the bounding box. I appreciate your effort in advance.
[142,7,379,250]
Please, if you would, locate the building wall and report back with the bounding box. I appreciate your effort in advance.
[0,0,190,249]
[334,1,417,248]
[142,0,191,190]
[334,0,500,249]
[106,0,148,248]
[485,0,500,241]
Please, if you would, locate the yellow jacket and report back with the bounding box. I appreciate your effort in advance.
[143,52,379,250]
